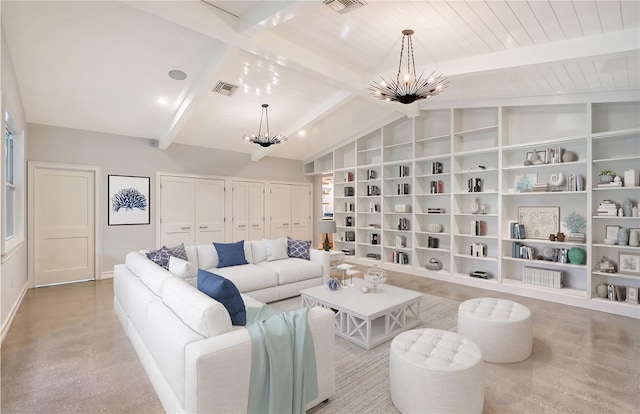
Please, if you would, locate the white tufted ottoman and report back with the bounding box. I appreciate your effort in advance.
[457,297,532,363]
[389,329,484,414]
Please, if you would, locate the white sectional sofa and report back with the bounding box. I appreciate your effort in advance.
[113,240,335,413]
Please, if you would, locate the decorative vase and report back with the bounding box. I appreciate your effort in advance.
[562,151,576,162]
[567,247,586,265]
[599,174,614,184]
[595,282,608,298]
[617,228,630,246]
[623,198,633,217]
[630,230,640,247]
[327,277,341,291]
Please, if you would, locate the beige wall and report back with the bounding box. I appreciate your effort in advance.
[27,123,311,274]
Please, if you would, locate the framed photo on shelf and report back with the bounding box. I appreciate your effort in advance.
[626,286,639,304]
[108,175,150,226]
[618,252,640,276]
[605,225,620,240]
[517,206,560,239]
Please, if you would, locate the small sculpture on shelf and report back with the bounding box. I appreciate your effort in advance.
[597,256,616,273]
[556,232,565,242]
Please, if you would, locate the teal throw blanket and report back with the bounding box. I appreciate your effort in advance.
[246,305,318,414]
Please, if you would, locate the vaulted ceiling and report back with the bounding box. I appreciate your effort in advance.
[2,1,639,162]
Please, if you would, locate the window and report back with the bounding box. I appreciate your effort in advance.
[5,126,14,240]
[3,109,23,254]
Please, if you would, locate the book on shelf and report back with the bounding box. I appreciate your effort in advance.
[522,266,562,289]
[597,182,622,187]
[532,183,548,192]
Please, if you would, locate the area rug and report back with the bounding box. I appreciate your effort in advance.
[269,291,460,414]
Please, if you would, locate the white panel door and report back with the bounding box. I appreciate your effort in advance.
[291,184,312,240]
[34,168,95,286]
[232,181,250,241]
[248,182,265,240]
[160,176,195,247]
[196,178,225,244]
[268,183,292,239]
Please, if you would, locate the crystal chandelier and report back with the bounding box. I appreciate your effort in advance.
[242,104,287,147]
[369,29,449,104]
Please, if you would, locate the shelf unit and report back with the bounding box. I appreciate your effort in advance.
[304,100,640,318]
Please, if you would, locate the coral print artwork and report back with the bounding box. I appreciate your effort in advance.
[108,175,150,225]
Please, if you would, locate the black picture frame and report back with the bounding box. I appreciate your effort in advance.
[108,175,150,225]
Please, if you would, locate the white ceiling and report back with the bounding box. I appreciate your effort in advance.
[2,1,639,162]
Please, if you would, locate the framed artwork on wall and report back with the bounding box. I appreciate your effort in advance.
[108,175,150,225]
[517,206,560,240]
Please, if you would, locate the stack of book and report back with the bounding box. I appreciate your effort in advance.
[597,181,622,188]
[523,266,562,289]
[509,222,525,239]
[566,233,586,243]
[597,201,617,216]
[532,183,548,192]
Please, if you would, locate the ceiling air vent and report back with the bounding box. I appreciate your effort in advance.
[212,81,239,96]
[323,0,367,15]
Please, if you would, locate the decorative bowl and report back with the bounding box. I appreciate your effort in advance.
[604,238,616,245]
[364,268,387,292]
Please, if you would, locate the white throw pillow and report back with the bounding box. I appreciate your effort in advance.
[252,241,268,263]
[168,256,198,279]
[263,238,288,261]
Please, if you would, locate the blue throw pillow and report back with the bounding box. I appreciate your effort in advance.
[213,240,248,268]
[197,269,246,326]
[146,246,172,270]
[287,236,311,260]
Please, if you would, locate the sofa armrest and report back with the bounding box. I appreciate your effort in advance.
[184,306,335,414]
[310,249,331,284]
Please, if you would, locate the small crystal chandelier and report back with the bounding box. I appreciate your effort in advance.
[369,29,449,104]
[242,104,287,147]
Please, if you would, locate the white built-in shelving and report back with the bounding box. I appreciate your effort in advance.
[303,100,640,318]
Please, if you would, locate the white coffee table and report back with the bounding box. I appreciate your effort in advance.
[300,278,422,349]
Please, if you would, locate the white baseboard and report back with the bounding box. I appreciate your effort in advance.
[100,271,114,280]
[1,282,28,345]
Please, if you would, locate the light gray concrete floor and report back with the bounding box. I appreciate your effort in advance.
[1,271,639,413]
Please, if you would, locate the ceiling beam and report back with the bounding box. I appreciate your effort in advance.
[158,45,239,150]
[237,1,306,36]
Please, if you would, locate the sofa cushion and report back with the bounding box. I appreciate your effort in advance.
[210,264,278,293]
[168,256,197,280]
[126,252,173,296]
[214,241,249,268]
[287,237,311,260]
[197,270,246,326]
[252,241,268,264]
[263,238,288,261]
[198,242,253,269]
[146,246,172,269]
[258,258,323,285]
[162,276,233,337]
[146,243,188,270]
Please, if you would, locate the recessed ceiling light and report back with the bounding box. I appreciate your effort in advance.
[157,97,168,105]
[168,69,187,80]
[298,130,306,137]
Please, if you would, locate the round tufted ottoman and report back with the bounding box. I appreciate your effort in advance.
[389,329,484,414]
[457,297,532,363]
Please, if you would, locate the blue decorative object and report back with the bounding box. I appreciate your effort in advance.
[515,174,535,192]
[567,247,586,265]
[327,277,341,291]
[197,269,246,326]
[287,237,311,260]
[112,187,147,212]
[563,212,586,234]
[214,240,249,268]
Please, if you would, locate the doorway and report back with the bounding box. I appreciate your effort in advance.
[29,162,100,286]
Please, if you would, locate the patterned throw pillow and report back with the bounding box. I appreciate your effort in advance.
[287,237,311,260]
[146,243,188,270]
[167,243,188,261]
[146,246,172,269]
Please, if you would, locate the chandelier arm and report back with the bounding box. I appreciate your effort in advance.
[408,34,416,84]
[264,105,270,138]
[396,34,406,87]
